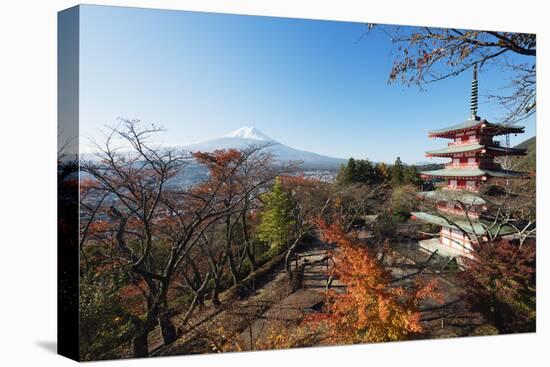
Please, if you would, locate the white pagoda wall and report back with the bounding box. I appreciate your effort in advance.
[440,226,473,253]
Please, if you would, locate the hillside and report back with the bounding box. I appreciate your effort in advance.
[513,136,536,172]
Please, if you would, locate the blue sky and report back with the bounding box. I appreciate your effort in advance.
[78,5,535,164]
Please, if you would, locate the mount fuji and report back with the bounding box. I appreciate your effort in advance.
[223,126,274,141]
[182,127,346,170]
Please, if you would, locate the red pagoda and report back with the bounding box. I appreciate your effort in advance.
[411,64,527,259]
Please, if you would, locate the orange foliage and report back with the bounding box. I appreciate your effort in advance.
[253,324,319,350]
[208,322,319,353]
[79,177,99,191]
[193,149,243,179]
[86,220,112,235]
[118,280,149,315]
[314,220,443,344]
[189,149,245,208]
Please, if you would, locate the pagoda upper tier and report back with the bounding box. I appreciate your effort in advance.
[428,117,525,139]
[425,143,527,158]
[422,115,527,180]
[420,166,526,180]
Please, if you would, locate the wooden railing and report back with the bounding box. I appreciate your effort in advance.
[445,162,479,168]
[443,185,479,192]
[448,139,480,146]
[437,205,480,218]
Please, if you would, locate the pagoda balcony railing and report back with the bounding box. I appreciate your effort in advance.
[447,139,503,147]
[437,206,480,218]
[448,139,480,146]
[445,185,479,192]
[445,162,479,168]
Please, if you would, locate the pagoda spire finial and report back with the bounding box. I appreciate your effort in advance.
[470,63,479,120]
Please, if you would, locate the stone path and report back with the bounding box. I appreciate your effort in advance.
[236,242,338,348]
[152,237,487,357]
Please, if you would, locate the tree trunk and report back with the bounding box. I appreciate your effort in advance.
[225,214,239,286]
[285,236,301,282]
[242,213,256,272]
[158,312,177,345]
[156,282,177,345]
[132,331,149,358]
[211,279,221,306]
[245,243,256,273]
[227,246,239,286]
[198,292,205,309]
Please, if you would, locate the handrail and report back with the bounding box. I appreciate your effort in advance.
[448,139,479,146]
[445,162,479,168]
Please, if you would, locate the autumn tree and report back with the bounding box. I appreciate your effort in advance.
[81,120,278,357]
[417,176,535,247]
[188,145,292,304]
[81,121,187,356]
[414,176,536,332]
[375,162,390,182]
[230,144,295,271]
[315,220,442,343]
[371,25,535,123]
[459,239,535,333]
[279,175,334,283]
[332,183,388,234]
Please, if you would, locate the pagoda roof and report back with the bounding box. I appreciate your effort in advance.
[426,144,484,156]
[411,211,516,236]
[429,118,525,138]
[420,167,527,179]
[487,145,528,155]
[425,144,527,157]
[417,190,487,205]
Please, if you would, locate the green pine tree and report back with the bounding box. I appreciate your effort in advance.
[336,163,347,185]
[403,165,422,187]
[391,157,404,187]
[257,177,296,250]
[346,158,358,183]
[356,159,374,184]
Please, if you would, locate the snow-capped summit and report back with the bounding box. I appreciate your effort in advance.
[223,126,275,142]
[182,126,346,170]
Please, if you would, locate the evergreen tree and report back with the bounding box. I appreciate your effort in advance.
[338,158,383,185]
[391,157,404,187]
[336,164,347,185]
[346,158,358,183]
[403,165,422,187]
[257,177,296,250]
[356,159,374,184]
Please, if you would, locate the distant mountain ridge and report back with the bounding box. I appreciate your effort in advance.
[181,127,346,170]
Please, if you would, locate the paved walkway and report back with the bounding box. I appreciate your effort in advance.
[153,237,487,356]
[236,242,339,349]
[151,240,336,355]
